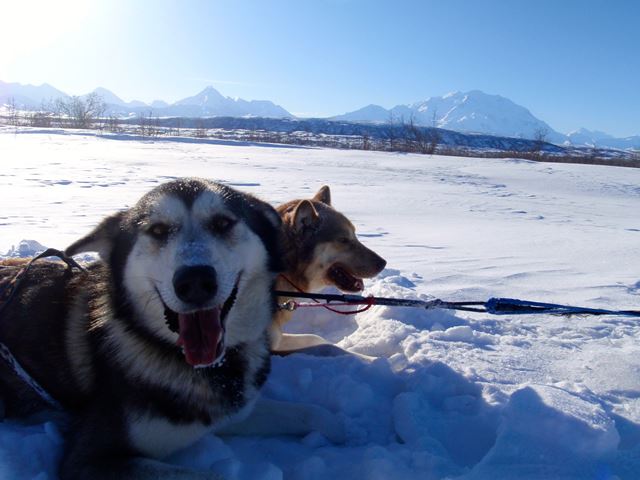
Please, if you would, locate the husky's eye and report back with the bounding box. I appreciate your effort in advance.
[338,237,351,244]
[208,215,236,235]
[147,223,171,241]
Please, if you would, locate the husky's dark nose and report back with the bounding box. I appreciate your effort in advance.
[173,266,218,305]
[375,255,387,273]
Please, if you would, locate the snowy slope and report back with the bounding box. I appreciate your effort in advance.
[334,91,637,149]
[167,86,293,118]
[85,87,146,109]
[334,90,566,143]
[0,81,293,119]
[0,80,67,107]
[1,128,640,479]
[86,87,127,106]
[567,128,640,150]
[330,104,392,123]
[3,81,638,148]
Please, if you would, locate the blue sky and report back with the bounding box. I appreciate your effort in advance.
[1,0,638,136]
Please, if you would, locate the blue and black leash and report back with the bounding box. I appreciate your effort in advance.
[0,250,637,410]
[275,290,640,318]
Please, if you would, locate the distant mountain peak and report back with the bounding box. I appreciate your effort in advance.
[334,89,564,143]
[161,85,292,118]
[2,79,637,148]
[150,99,169,109]
[90,87,125,105]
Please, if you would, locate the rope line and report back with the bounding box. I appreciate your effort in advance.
[277,275,375,315]
[274,290,640,318]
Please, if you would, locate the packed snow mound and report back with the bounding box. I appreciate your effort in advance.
[2,272,634,479]
[4,239,48,258]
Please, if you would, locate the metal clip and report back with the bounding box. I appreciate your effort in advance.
[279,300,298,311]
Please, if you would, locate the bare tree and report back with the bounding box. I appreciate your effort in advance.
[105,115,122,133]
[405,115,440,154]
[55,93,106,129]
[137,111,160,137]
[7,97,19,126]
[383,112,399,151]
[531,127,549,155]
[194,119,207,138]
[27,110,53,128]
[362,132,371,150]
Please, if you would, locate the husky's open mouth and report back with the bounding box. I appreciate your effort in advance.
[327,264,364,293]
[163,278,239,368]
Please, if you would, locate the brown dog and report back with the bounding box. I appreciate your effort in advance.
[271,186,386,352]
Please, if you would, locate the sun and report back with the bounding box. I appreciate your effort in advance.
[0,0,91,75]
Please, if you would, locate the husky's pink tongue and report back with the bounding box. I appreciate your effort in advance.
[176,308,223,367]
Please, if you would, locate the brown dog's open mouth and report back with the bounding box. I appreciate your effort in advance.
[163,280,238,368]
[327,264,364,292]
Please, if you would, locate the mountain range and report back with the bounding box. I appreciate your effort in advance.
[332,91,640,150]
[0,81,292,120]
[1,80,638,150]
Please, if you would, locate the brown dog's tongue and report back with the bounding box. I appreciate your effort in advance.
[176,308,223,367]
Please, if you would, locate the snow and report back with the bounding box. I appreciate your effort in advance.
[1,81,293,119]
[334,90,565,143]
[1,127,640,479]
[333,91,640,149]
[567,128,640,150]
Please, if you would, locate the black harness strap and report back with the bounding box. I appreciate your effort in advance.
[0,248,85,410]
[0,248,86,317]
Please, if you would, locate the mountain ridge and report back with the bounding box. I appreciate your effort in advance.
[0,81,293,120]
[0,80,637,149]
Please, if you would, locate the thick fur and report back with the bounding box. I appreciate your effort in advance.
[271,186,387,352]
[0,178,283,480]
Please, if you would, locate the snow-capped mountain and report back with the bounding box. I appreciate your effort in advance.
[166,86,292,118]
[334,104,392,123]
[0,80,67,107]
[334,90,566,143]
[83,87,147,109]
[0,82,293,119]
[173,85,227,108]
[566,128,640,150]
[94,85,292,118]
[1,80,637,148]
[86,87,127,106]
[150,100,169,109]
[335,94,639,149]
[566,128,614,146]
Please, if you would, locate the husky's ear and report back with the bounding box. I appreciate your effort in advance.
[256,202,282,230]
[245,198,284,272]
[292,200,319,232]
[65,211,126,259]
[312,185,331,206]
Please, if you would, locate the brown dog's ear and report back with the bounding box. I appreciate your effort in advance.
[312,185,331,206]
[65,211,126,259]
[292,200,319,232]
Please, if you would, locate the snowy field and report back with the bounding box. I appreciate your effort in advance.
[1,127,640,479]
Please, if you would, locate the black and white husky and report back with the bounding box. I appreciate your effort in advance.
[0,178,332,479]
